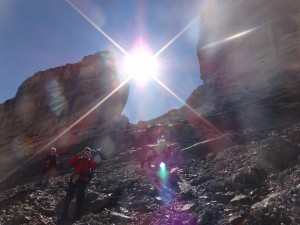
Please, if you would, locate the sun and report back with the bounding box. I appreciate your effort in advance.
[122,39,159,85]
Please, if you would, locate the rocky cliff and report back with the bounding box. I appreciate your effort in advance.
[0,51,129,186]
[127,0,300,164]
[198,0,300,96]
[176,0,300,132]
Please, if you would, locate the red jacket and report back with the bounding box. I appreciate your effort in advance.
[69,155,97,181]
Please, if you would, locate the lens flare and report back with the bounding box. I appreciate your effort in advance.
[46,79,67,116]
[122,38,159,86]
[123,51,158,81]
[157,162,174,204]
[201,28,258,50]
[158,162,168,181]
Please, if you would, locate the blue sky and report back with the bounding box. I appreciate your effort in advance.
[0,0,203,123]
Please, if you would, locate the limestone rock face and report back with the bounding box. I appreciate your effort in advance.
[185,0,300,130]
[198,0,300,97]
[0,51,129,180]
[146,0,300,142]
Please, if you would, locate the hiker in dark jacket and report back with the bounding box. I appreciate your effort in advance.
[37,147,59,187]
[141,147,158,169]
[61,147,97,221]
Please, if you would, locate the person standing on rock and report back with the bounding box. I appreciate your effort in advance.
[37,147,59,187]
[155,136,169,164]
[61,147,98,221]
[141,147,158,169]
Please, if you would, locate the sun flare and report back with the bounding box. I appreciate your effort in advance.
[122,40,159,85]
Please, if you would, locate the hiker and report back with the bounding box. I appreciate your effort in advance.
[61,147,98,221]
[86,148,102,185]
[155,136,169,164]
[37,147,59,187]
[163,144,172,162]
[141,147,158,169]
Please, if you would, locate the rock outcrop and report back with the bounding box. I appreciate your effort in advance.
[0,51,129,188]
[198,0,300,97]
[183,0,300,131]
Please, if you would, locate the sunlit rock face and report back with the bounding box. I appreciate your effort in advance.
[198,0,300,95]
[0,51,129,181]
[190,0,300,130]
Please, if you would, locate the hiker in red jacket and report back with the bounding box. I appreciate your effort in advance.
[61,147,97,221]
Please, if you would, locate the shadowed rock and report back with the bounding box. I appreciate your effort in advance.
[257,137,300,171]
[0,51,129,189]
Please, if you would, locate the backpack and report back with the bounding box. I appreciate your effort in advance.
[87,151,101,183]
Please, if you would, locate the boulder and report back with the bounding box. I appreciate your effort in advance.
[257,137,300,171]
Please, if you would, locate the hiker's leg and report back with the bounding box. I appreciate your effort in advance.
[74,180,87,220]
[61,181,76,218]
[43,170,51,187]
[37,173,44,186]
[44,167,56,187]
[37,168,47,187]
